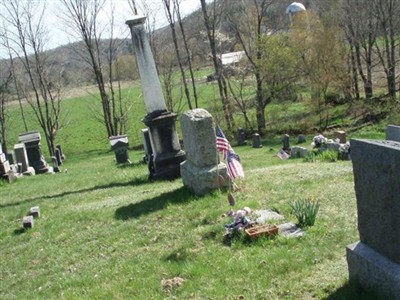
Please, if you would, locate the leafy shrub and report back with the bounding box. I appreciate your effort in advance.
[290,197,320,227]
[318,150,339,162]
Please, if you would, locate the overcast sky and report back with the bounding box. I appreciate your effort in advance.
[0,0,207,58]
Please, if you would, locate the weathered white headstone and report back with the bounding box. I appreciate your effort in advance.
[180,109,230,195]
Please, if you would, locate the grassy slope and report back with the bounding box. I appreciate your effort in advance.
[0,77,389,299]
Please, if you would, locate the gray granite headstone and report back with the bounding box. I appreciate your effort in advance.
[297,134,306,144]
[282,134,290,151]
[386,125,400,142]
[180,109,230,195]
[252,133,262,148]
[347,139,400,298]
[237,128,247,146]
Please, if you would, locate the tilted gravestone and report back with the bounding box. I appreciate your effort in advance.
[386,125,400,142]
[18,131,50,174]
[347,139,400,298]
[180,109,230,196]
[109,135,131,164]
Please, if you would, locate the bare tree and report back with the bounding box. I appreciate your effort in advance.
[0,71,12,154]
[60,0,130,138]
[163,0,193,109]
[200,0,234,132]
[228,0,277,135]
[1,0,62,156]
[342,0,378,99]
[372,0,399,99]
[0,20,29,132]
[173,0,199,108]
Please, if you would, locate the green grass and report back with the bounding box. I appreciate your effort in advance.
[0,71,390,299]
[0,138,380,299]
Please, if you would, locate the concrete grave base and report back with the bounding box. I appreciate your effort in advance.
[180,161,230,196]
[347,241,400,299]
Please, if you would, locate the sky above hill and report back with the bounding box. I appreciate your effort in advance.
[0,0,209,58]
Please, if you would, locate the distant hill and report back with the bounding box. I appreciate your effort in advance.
[1,0,318,90]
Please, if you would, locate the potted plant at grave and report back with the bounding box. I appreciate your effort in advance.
[290,197,320,227]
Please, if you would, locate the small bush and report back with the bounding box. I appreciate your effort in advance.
[290,197,320,227]
[318,150,339,162]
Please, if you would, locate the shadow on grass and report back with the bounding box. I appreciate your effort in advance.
[323,281,385,300]
[0,176,149,208]
[114,186,194,220]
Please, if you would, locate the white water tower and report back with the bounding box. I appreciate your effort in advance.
[286,2,306,24]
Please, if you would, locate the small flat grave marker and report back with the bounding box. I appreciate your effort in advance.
[30,206,40,218]
[22,216,34,229]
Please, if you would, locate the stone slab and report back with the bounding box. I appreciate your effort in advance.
[254,210,284,224]
[14,143,29,173]
[278,222,305,238]
[351,139,400,263]
[347,241,400,299]
[180,161,230,196]
[18,131,41,143]
[291,146,308,158]
[386,125,400,142]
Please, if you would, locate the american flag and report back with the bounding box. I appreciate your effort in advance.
[226,149,245,179]
[215,126,231,158]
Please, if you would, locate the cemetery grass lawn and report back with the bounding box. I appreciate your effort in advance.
[1,143,379,299]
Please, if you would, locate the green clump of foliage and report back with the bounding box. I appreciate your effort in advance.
[290,197,320,227]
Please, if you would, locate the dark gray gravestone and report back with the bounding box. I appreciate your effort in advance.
[56,144,65,161]
[52,156,60,173]
[237,128,247,146]
[55,148,62,166]
[6,152,14,165]
[386,125,400,142]
[282,134,290,151]
[297,134,306,144]
[252,133,262,148]
[347,139,400,299]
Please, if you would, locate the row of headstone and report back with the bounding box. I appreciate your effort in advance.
[235,128,263,148]
[280,131,349,159]
[1,131,68,181]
